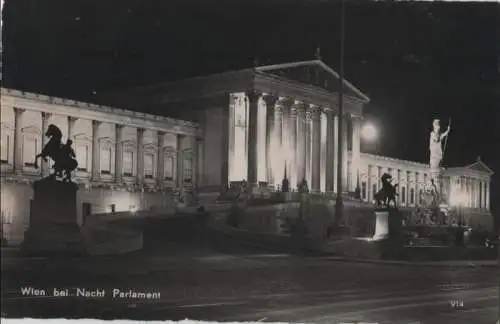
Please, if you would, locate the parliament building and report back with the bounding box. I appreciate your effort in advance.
[0,60,494,245]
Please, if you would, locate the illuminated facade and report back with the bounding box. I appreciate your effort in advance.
[1,88,201,244]
[351,152,493,229]
[1,60,495,244]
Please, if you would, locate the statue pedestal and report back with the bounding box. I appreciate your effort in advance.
[373,209,389,240]
[373,208,403,241]
[21,178,86,256]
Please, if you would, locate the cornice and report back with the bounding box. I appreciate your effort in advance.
[253,72,363,116]
[353,152,430,170]
[1,88,199,137]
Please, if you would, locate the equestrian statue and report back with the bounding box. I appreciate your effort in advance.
[374,173,399,208]
[33,124,78,182]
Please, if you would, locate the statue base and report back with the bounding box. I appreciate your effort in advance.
[21,177,86,256]
[373,207,403,241]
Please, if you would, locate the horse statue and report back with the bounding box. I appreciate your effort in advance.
[374,173,399,208]
[33,124,78,182]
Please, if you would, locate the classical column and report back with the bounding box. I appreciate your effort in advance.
[305,109,312,186]
[114,124,124,183]
[325,111,335,193]
[264,96,278,184]
[367,165,372,201]
[67,116,77,141]
[350,115,361,192]
[485,181,490,211]
[296,104,307,184]
[333,114,339,193]
[246,91,260,190]
[156,131,165,185]
[176,134,185,189]
[311,106,322,193]
[476,180,481,209]
[275,99,284,148]
[274,99,284,186]
[472,179,477,209]
[91,120,101,180]
[136,128,145,185]
[196,137,204,187]
[289,103,298,188]
[466,177,471,208]
[13,108,25,173]
[408,171,412,205]
[482,180,487,210]
[341,115,349,192]
[41,112,52,177]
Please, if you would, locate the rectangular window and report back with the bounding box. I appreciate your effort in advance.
[361,181,367,200]
[23,137,37,167]
[401,187,406,204]
[100,147,112,174]
[183,158,193,181]
[144,154,154,179]
[410,188,415,205]
[372,184,377,200]
[123,151,134,177]
[164,154,174,180]
[1,134,9,164]
[76,145,88,171]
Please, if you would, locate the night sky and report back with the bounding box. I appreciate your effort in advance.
[2,0,500,216]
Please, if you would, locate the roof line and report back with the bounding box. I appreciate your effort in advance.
[255,59,370,103]
[466,160,495,175]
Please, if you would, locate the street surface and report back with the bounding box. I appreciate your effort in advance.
[2,215,499,324]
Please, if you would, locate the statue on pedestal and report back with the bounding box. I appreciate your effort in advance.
[416,118,451,226]
[373,173,399,208]
[34,124,78,182]
[429,119,450,170]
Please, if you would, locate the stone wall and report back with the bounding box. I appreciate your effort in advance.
[0,181,176,245]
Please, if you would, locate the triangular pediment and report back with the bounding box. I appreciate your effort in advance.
[256,60,370,103]
[467,160,494,175]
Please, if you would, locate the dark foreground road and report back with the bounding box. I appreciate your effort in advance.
[2,216,499,324]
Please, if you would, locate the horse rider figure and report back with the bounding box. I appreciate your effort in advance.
[34,124,78,182]
[374,173,399,208]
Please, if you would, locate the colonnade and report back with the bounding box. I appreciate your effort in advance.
[455,176,490,211]
[229,91,361,194]
[9,107,201,189]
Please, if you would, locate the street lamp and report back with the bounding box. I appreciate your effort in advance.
[334,0,346,230]
[361,121,380,154]
[354,121,379,199]
[361,122,378,143]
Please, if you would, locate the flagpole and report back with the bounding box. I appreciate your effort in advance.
[334,0,345,229]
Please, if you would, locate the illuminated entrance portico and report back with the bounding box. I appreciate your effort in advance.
[223,61,370,193]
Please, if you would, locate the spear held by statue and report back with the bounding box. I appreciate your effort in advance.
[441,118,451,166]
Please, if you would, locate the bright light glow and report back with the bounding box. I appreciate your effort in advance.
[361,122,378,142]
[449,190,469,207]
[129,205,138,213]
